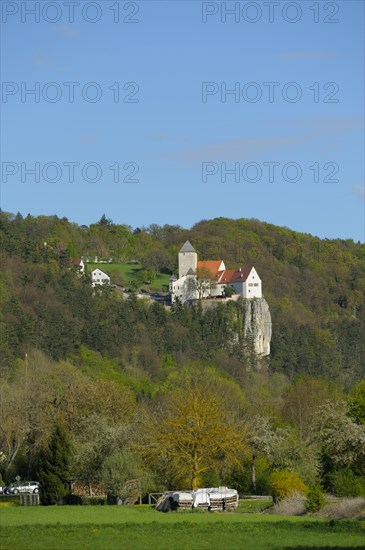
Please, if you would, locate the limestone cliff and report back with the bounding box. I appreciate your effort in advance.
[242,298,272,356]
[199,295,272,357]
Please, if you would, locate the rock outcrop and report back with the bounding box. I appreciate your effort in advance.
[242,298,272,356]
[199,295,272,357]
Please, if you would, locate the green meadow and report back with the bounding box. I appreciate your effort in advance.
[0,505,364,550]
[87,262,171,292]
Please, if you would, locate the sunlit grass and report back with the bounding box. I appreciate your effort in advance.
[0,505,363,550]
[86,262,171,291]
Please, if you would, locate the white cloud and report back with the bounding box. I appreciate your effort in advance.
[151,133,192,143]
[31,53,55,69]
[278,51,337,60]
[272,115,364,134]
[351,184,365,201]
[165,116,364,164]
[80,135,97,145]
[167,135,307,163]
[52,25,80,38]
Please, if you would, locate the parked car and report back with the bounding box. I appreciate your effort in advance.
[4,481,40,494]
[0,485,3,494]
[3,483,18,495]
[4,483,14,494]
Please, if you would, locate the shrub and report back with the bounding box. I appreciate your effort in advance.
[224,286,235,298]
[269,471,307,502]
[305,485,326,512]
[62,495,83,505]
[328,469,365,497]
[82,497,107,506]
[272,492,307,516]
[319,497,365,519]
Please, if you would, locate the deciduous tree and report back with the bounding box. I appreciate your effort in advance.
[310,401,365,475]
[136,369,247,490]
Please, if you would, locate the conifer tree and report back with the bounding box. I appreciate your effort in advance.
[38,422,72,505]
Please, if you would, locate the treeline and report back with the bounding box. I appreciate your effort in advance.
[1,351,364,501]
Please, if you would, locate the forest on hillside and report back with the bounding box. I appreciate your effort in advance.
[1,211,364,384]
[0,211,364,501]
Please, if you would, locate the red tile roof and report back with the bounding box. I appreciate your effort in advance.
[197,261,223,279]
[218,267,253,283]
[196,262,255,284]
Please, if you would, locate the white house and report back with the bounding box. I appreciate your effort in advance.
[218,266,262,299]
[91,268,110,287]
[170,241,262,303]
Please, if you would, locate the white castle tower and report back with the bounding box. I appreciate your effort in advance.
[178,241,197,279]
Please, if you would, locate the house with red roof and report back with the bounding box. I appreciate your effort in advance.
[169,241,262,303]
[70,257,85,274]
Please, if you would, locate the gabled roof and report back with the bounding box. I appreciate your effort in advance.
[218,267,254,283]
[186,267,195,275]
[197,260,223,279]
[91,268,109,277]
[179,240,196,253]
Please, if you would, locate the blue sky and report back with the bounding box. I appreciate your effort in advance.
[1,0,364,241]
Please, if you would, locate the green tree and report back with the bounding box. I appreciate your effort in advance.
[246,416,280,493]
[136,369,247,490]
[281,376,341,438]
[305,485,326,512]
[195,265,217,299]
[224,286,235,297]
[348,379,365,424]
[100,450,151,502]
[38,422,72,505]
[310,401,365,479]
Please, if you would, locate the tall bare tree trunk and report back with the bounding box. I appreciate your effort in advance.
[251,453,257,494]
[191,451,199,490]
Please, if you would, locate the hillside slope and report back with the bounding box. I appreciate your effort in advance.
[1,212,364,386]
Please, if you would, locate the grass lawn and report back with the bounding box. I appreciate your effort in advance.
[237,498,273,513]
[0,505,364,550]
[87,263,171,292]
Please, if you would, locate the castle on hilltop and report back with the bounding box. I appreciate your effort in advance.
[169,241,262,304]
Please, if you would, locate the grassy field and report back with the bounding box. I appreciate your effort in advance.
[0,505,364,550]
[87,263,171,292]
